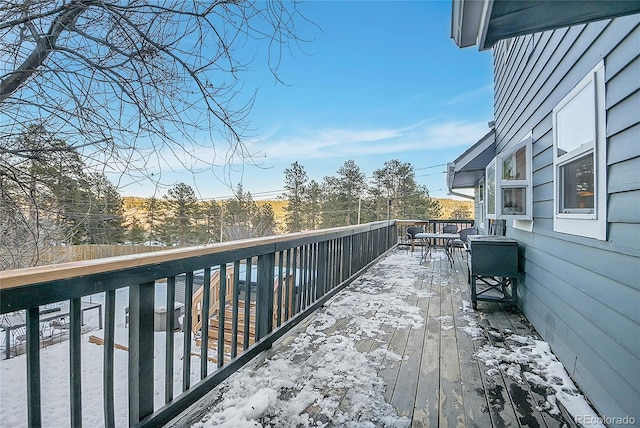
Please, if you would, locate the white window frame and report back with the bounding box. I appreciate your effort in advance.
[477,177,485,230]
[484,133,533,221]
[497,133,533,220]
[485,159,497,219]
[552,61,607,240]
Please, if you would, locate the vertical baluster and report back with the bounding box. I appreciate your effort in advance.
[276,251,284,327]
[285,249,292,321]
[104,290,116,427]
[69,298,82,427]
[26,307,41,427]
[243,258,252,350]
[182,272,193,392]
[165,277,176,403]
[292,247,299,315]
[201,268,211,378]
[301,245,308,309]
[231,261,240,359]
[217,264,227,368]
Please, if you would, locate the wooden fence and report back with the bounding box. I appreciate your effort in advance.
[37,244,165,265]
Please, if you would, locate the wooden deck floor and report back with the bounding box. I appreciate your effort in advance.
[173,246,582,427]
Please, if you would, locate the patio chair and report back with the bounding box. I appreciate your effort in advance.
[451,227,478,255]
[442,224,459,252]
[406,226,425,253]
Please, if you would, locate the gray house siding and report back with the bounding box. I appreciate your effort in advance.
[490,15,640,424]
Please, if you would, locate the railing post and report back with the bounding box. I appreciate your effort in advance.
[256,254,275,340]
[128,281,155,426]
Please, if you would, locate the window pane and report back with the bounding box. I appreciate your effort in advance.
[502,187,526,215]
[487,163,496,215]
[503,146,527,180]
[556,81,595,156]
[560,153,594,213]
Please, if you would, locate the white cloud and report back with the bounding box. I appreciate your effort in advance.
[255,120,489,162]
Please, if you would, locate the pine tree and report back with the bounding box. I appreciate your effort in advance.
[282,161,308,232]
[321,160,366,227]
[160,183,199,246]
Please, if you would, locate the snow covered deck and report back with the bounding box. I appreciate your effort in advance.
[169,247,599,427]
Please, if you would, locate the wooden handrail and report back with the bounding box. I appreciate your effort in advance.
[0,221,394,290]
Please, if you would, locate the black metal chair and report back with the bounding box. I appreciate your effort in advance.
[406,226,425,253]
[452,227,478,256]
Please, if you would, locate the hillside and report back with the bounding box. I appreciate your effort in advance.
[122,197,474,227]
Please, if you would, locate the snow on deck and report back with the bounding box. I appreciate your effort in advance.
[170,248,603,427]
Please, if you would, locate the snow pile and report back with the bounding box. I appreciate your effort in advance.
[474,333,604,427]
[457,299,484,339]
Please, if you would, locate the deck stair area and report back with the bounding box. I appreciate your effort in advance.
[190,266,293,364]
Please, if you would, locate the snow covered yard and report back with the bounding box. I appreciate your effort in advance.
[0,248,603,427]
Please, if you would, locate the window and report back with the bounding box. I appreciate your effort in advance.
[485,160,496,219]
[498,136,532,219]
[477,178,485,230]
[485,134,533,221]
[552,61,607,240]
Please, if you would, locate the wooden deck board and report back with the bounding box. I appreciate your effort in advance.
[172,247,585,427]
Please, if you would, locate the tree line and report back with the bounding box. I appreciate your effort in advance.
[1,128,448,269]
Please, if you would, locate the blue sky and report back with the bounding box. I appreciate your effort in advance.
[121,0,494,200]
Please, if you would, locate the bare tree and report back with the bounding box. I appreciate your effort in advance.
[0,1,310,267]
[0,0,311,184]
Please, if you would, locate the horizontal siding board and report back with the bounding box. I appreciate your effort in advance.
[606,89,640,137]
[532,181,553,202]
[519,275,638,422]
[522,260,640,395]
[608,190,640,223]
[532,200,553,219]
[531,233,640,289]
[497,17,640,153]
[494,26,574,144]
[608,123,640,165]
[525,247,640,327]
[532,160,553,187]
[608,157,640,193]
[609,223,640,249]
[604,21,640,78]
[606,55,640,107]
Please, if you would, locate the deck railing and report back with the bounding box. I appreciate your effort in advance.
[0,221,396,427]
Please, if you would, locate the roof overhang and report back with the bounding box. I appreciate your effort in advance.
[447,129,495,190]
[452,0,640,50]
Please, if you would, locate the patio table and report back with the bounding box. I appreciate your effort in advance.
[414,232,460,266]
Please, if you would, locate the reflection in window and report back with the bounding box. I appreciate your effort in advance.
[486,162,496,216]
[560,154,594,213]
[502,187,526,215]
[502,146,527,180]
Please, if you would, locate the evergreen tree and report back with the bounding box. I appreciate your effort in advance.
[302,179,323,230]
[84,173,124,244]
[370,159,442,220]
[321,160,366,227]
[222,184,276,240]
[198,200,222,244]
[126,217,146,244]
[282,161,308,232]
[144,197,163,243]
[160,183,199,246]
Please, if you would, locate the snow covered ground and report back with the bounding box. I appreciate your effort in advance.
[0,249,603,427]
